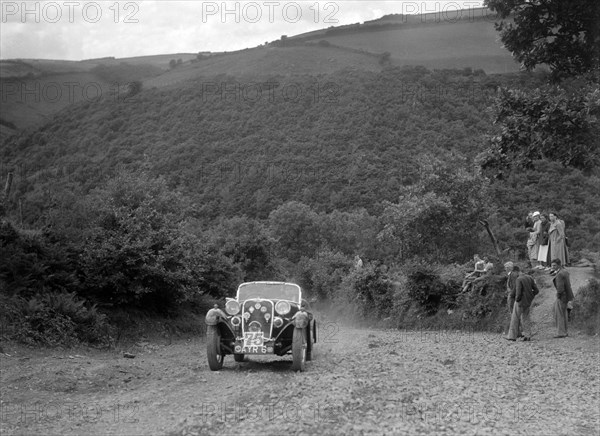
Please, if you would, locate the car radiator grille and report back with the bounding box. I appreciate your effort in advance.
[242,299,274,338]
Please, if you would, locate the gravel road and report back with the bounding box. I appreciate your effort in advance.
[1,268,599,436]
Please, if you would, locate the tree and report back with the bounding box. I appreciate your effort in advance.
[378,157,491,262]
[268,201,321,262]
[80,172,211,309]
[485,0,600,79]
[481,82,600,172]
[482,0,600,176]
[204,216,279,282]
[379,51,391,66]
[127,81,143,97]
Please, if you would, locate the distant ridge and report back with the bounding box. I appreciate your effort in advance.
[0,5,518,136]
[288,7,503,41]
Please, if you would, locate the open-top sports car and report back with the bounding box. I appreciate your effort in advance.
[205,281,316,371]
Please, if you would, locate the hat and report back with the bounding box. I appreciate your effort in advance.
[532,211,540,217]
[504,261,514,269]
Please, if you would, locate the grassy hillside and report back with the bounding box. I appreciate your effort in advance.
[310,20,518,73]
[0,55,194,135]
[144,45,383,88]
[288,6,519,73]
[1,67,499,219]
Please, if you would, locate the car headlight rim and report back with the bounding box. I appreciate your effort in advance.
[275,300,291,315]
[225,300,240,315]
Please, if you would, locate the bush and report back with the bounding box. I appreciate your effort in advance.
[80,173,210,309]
[0,220,81,298]
[295,250,353,301]
[339,263,395,319]
[401,261,461,315]
[571,249,600,272]
[0,292,111,346]
[456,273,508,334]
[390,260,508,332]
[572,278,600,335]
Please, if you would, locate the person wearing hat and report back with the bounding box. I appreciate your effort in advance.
[527,211,541,268]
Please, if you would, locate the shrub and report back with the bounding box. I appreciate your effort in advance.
[401,260,461,315]
[295,249,353,301]
[572,279,600,335]
[80,173,209,309]
[0,292,111,346]
[340,263,395,319]
[0,220,81,298]
[456,273,507,334]
[572,249,600,272]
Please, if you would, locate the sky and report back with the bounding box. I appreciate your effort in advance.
[1,1,485,60]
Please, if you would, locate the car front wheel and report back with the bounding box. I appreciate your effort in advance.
[292,327,306,372]
[306,327,313,361]
[206,325,224,371]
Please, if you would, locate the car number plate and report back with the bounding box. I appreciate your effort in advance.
[243,332,264,347]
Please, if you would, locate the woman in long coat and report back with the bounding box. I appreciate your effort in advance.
[536,214,550,268]
[547,212,569,266]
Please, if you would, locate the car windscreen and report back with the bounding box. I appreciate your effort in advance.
[237,283,301,304]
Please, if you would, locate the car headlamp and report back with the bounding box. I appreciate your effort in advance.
[275,300,291,315]
[225,299,240,315]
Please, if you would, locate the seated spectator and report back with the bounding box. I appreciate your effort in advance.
[483,257,494,272]
[461,254,488,293]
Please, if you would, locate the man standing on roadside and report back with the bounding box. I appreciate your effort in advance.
[505,262,518,310]
[551,258,574,338]
[504,262,519,334]
[506,269,539,341]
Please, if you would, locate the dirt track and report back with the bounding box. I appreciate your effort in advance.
[1,268,599,436]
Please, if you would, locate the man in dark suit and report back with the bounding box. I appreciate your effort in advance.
[504,262,520,336]
[551,258,574,338]
[505,262,519,313]
[506,270,539,341]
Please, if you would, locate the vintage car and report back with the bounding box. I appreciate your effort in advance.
[205,281,316,371]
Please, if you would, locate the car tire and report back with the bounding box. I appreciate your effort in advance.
[206,325,224,371]
[292,327,306,372]
[233,353,245,362]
